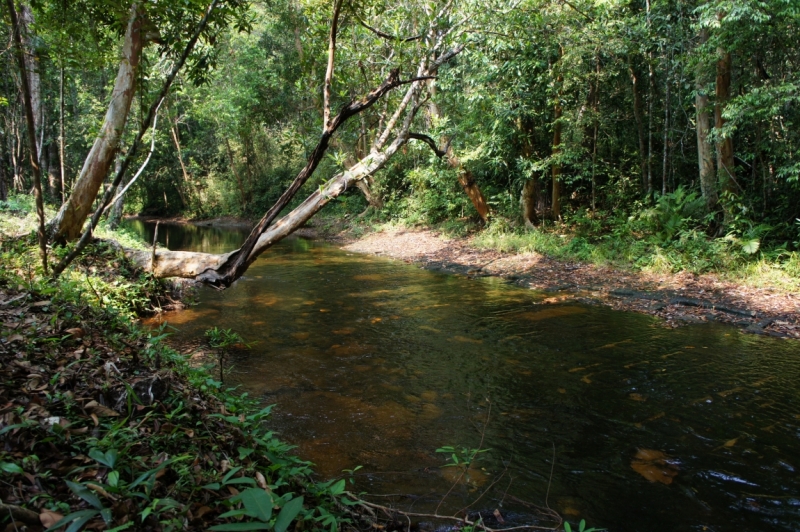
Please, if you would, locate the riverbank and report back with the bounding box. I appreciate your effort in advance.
[297,217,800,339]
[0,228,344,530]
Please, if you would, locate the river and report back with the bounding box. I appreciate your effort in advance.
[125,219,800,531]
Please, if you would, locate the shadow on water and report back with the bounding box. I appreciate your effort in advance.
[126,220,800,532]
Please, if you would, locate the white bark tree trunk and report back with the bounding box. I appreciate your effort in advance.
[51,3,144,241]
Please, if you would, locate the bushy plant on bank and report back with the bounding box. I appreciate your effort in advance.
[0,214,353,531]
[317,184,800,292]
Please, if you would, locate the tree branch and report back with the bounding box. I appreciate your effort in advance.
[408,132,450,158]
[197,67,417,287]
[357,17,423,42]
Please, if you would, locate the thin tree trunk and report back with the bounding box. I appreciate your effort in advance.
[354,176,383,209]
[629,63,647,193]
[169,118,190,208]
[695,29,716,210]
[519,123,541,227]
[19,4,42,161]
[224,138,247,210]
[107,156,125,229]
[0,142,7,201]
[51,3,144,241]
[715,41,735,200]
[551,98,563,220]
[591,73,599,212]
[7,0,47,272]
[661,56,670,196]
[647,59,654,195]
[59,64,66,204]
[551,45,563,220]
[47,141,60,198]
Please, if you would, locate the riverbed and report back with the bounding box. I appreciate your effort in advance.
[126,220,800,531]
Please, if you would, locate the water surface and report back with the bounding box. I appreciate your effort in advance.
[128,221,800,531]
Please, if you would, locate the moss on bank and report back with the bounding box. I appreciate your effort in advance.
[0,210,351,531]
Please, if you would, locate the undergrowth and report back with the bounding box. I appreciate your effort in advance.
[316,187,800,292]
[0,222,354,531]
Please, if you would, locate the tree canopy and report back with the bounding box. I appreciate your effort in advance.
[2,0,799,280]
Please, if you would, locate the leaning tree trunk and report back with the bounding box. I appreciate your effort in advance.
[695,29,717,211]
[427,95,490,223]
[354,176,383,209]
[50,3,143,242]
[126,136,409,279]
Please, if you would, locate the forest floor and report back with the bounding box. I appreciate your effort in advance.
[0,226,347,530]
[297,218,800,340]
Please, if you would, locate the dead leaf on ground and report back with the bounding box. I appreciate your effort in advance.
[39,509,64,528]
[64,327,85,338]
[85,401,119,417]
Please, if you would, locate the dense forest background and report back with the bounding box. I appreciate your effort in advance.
[2,0,799,274]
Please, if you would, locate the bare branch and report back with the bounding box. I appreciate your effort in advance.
[357,17,423,42]
[408,132,449,157]
[352,498,561,532]
[197,68,420,287]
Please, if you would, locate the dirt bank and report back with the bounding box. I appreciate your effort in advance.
[299,223,800,339]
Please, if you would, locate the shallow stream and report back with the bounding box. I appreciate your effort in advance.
[125,220,800,531]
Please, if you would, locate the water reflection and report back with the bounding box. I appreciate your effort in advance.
[127,221,800,532]
[122,219,250,254]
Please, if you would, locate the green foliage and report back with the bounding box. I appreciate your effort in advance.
[206,327,245,349]
[435,445,490,468]
[563,519,603,532]
[639,187,707,243]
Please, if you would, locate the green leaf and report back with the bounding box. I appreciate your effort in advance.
[66,480,104,510]
[222,466,244,483]
[240,488,274,522]
[742,239,760,254]
[239,447,256,459]
[0,462,24,474]
[89,448,119,468]
[226,477,257,486]
[45,510,98,532]
[209,523,273,531]
[106,522,134,532]
[274,496,304,532]
[329,479,346,496]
